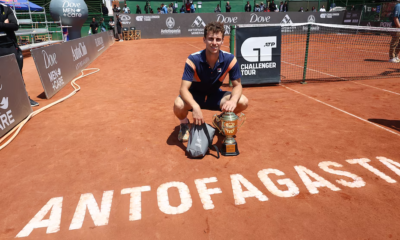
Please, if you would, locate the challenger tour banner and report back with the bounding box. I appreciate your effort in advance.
[115,11,345,39]
[236,26,282,85]
[31,30,115,99]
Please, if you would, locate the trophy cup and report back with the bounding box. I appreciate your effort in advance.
[212,112,246,156]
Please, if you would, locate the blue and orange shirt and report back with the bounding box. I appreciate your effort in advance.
[392,3,400,26]
[182,49,241,94]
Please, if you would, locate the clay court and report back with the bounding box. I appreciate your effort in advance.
[1,36,400,239]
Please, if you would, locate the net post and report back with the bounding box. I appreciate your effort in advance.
[302,24,311,84]
[229,25,236,87]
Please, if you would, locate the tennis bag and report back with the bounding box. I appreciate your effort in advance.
[186,123,220,159]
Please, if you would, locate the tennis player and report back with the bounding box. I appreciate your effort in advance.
[173,21,248,142]
[389,2,400,63]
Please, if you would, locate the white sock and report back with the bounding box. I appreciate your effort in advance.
[179,118,188,124]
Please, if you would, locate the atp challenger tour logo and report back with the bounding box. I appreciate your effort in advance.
[0,85,15,131]
[240,37,277,76]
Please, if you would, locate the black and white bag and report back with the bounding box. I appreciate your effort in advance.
[186,123,220,159]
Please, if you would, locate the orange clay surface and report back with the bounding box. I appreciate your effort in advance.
[1,37,400,239]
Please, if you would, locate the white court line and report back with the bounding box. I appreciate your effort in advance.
[333,46,388,55]
[351,81,400,96]
[187,43,202,50]
[282,85,400,137]
[282,60,400,96]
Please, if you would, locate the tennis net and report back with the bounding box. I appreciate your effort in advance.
[231,23,400,83]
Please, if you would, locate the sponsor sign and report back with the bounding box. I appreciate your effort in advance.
[49,0,88,40]
[31,31,114,99]
[236,26,281,85]
[342,11,362,25]
[188,16,206,36]
[120,14,132,25]
[0,54,32,138]
[161,17,181,35]
[117,12,345,39]
[249,13,271,23]
[360,21,392,27]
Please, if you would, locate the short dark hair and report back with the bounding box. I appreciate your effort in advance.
[204,21,225,38]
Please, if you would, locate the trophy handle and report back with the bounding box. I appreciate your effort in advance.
[237,113,246,130]
[212,114,223,133]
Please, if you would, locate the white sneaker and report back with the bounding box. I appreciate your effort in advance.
[389,58,399,63]
[120,39,124,42]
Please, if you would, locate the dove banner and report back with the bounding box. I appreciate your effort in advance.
[0,54,33,138]
[117,12,345,39]
[31,30,115,99]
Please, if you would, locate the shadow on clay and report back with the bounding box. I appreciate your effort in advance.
[369,119,400,132]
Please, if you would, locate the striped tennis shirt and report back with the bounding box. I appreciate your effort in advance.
[182,49,241,94]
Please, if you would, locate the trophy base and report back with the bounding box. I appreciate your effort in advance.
[221,142,240,156]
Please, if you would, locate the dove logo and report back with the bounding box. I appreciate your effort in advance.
[42,50,57,69]
[0,96,15,131]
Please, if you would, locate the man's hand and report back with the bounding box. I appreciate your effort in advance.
[192,106,205,125]
[4,19,9,23]
[221,100,237,112]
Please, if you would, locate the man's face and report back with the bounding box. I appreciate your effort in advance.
[203,31,223,54]
[92,18,95,21]
[247,1,249,4]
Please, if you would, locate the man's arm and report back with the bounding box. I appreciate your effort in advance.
[395,17,400,28]
[0,8,19,31]
[221,79,242,112]
[180,80,204,125]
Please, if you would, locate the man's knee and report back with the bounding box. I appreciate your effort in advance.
[238,95,249,109]
[173,97,191,117]
[174,97,185,111]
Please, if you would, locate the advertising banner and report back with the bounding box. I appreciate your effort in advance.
[360,21,392,27]
[342,11,362,25]
[0,54,33,138]
[116,12,345,39]
[236,26,281,85]
[31,30,114,99]
[49,0,89,40]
